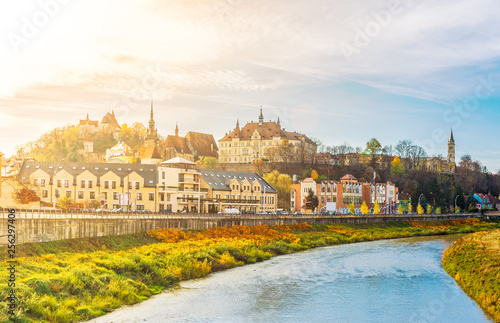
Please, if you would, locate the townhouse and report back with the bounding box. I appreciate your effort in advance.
[291,174,398,214]
[18,161,158,211]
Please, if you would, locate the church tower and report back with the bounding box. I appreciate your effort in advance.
[258,107,264,126]
[146,99,158,144]
[140,99,162,165]
[448,129,455,165]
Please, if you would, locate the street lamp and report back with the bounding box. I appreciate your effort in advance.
[51,158,64,209]
[455,194,460,212]
[418,193,424,209]
[370,172,376,212]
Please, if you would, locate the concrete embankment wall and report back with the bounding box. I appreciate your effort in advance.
[0,210,480,246]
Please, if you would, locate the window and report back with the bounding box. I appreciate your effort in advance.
[135,182,140,190]
[90,191,95,199]
[42,190,48,198]
[137,192,142,201]
[57,180,62,188]
[166,194,171,202]
[81,180,85,188]
[137,204,145,211]
[66,191,71,197]
[88,180,93,188]
[64,180,69,188]
[162,172,165,179]
[40,179,45,187]
[103,192,107,199]
[105,181,109,189]
[113,192,119,200]
[112,181,116,189]
[149,193,154,201]
[78,191,84,199]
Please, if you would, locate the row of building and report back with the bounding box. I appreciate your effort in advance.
[291,174,399,214]
[0,157,277,213]
[82,105,457,177]
[80,105,318,165]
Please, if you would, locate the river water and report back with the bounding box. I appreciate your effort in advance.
[89,235,491,323]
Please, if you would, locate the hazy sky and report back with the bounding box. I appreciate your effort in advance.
[1,0,499,171]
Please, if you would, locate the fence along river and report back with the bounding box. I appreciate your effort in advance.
[0,209,481,246]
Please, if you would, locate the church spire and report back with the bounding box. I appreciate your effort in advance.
[259,106,263,126]
[149,99,155,130]
[449,128,455,143]
[146,99,157,143]
[175,122,179,137]
[236,119,240,129]
[277,117,280,127]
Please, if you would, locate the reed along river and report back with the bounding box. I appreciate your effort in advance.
[89,235,492,323]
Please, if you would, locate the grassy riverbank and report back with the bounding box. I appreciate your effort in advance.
[1,219,500,322]
[442,229,500,322]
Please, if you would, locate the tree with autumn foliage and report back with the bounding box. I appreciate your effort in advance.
[311,169,319,181]
[263,170,292,209]
[348,203,355,214]
[390,156,405,177]
[252,159,266,174]
[373,201,381,214]
[58,196,75,210]
[361,201,369,214]
[417,204,424,214]
[13,188,40,205]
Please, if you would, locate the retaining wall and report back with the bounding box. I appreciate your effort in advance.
[0,209,480,246]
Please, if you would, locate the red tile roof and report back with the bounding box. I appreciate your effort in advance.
[220,121,315,145]
[341,174,357,181]
[185,132,218,158]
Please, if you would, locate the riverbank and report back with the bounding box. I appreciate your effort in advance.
[442,229,500,322]
[2,219,499,322]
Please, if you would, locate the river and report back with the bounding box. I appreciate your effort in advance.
[88,235,492,322]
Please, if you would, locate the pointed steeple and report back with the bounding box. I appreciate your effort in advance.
[236,119,240,129]
[86,113,89,120]
[277,117,280,127]
[146,100,157,143]
[149,100,155,129]
[449,128,455,143]
[259,106,263,126]
[175,122,179,137]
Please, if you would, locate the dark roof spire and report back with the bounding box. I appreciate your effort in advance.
[236,119,240,128]
[449,128,455,143]
[259,106,263,125]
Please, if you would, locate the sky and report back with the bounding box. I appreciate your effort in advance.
[1,0,499,171]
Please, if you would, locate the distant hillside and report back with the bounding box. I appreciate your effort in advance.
[15,123,147,162]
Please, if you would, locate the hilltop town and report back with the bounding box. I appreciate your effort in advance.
[1,104,499,215]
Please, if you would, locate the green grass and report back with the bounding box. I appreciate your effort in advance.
[0,232,158,261]
[442,230,500,322]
